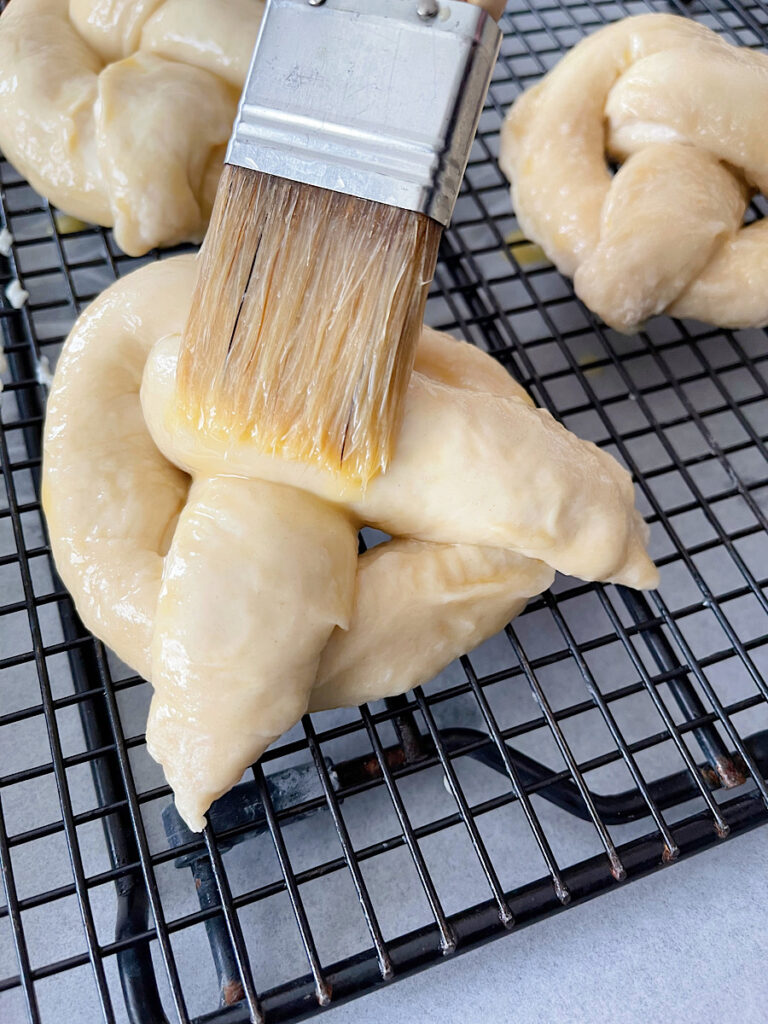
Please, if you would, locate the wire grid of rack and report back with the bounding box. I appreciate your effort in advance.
[1,0,767,1021]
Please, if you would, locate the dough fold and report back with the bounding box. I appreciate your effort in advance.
[143,334,656,589]
[311,543,554,712]
[150,476,357,831]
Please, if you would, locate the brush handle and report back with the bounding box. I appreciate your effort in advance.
[226,0,503,227]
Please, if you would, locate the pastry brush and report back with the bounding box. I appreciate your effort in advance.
[177,0,502,485]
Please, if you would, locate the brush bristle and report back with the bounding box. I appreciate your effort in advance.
[177,165,441,485]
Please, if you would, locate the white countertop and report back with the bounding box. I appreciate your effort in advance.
[327,828,768,1024]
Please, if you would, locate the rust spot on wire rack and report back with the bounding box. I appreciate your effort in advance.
[713,755,749,790]
[222,980,246,1007]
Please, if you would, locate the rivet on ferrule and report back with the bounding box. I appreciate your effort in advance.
[417,0,439,18]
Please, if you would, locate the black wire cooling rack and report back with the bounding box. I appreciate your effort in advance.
[1,0,768,1021]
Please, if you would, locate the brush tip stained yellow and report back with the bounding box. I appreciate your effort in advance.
[177,166,442,485]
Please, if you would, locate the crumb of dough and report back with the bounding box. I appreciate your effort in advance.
[5,279,28,308]
[0,227,13,257]
[36,354,53,388]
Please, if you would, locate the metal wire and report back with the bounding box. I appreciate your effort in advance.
[0,0,767,1021]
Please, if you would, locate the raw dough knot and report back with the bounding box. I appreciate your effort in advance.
[0,0,262,255]
[501,13,768,332]
[42,255,656,829]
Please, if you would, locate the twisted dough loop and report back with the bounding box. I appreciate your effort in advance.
[500,14,768,332]
[0,0,262,255]
[42,256,654,829]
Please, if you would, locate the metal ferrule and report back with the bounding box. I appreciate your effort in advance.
[226,0,502,227]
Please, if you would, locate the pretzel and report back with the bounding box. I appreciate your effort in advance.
[0,0,262,255]
[500,14,768,333]
[42,255,655,829]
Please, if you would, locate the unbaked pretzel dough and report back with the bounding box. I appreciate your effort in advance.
[0,0,263,255]
[42,256,657,830]
[500,14,768,332]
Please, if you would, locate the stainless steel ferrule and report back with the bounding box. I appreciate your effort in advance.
[226,0,502,227]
